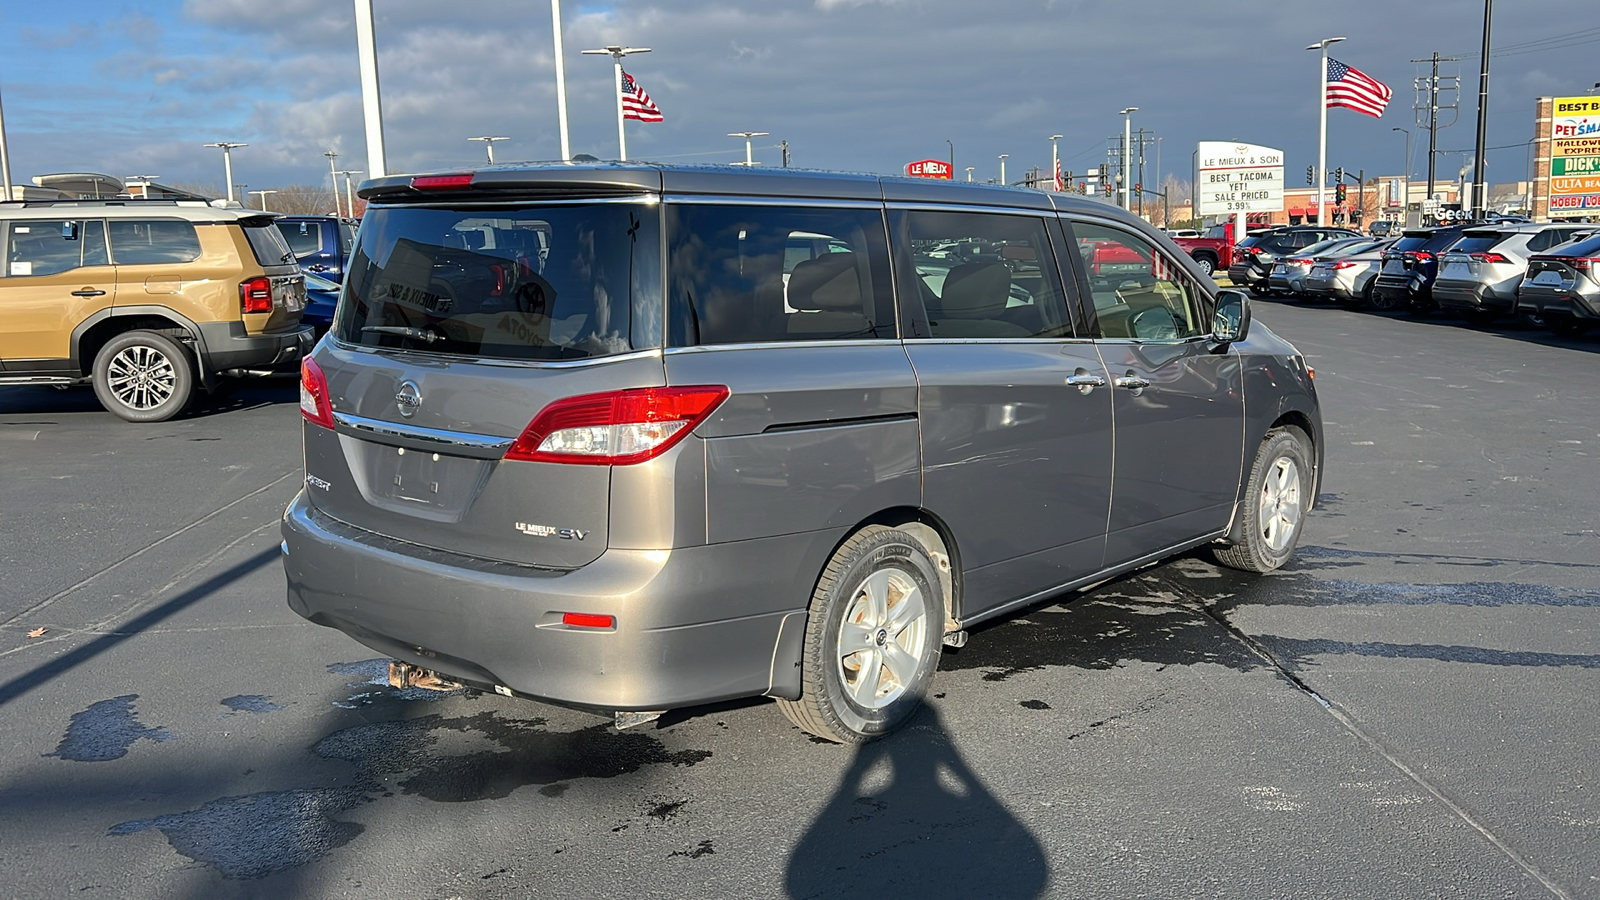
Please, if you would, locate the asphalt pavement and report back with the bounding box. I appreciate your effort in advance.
[0,302,1596,899]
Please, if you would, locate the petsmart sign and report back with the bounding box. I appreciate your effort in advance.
[1196,142,1284,216]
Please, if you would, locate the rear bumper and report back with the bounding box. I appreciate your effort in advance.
[1226,264,1264,285]
[1517,285,1600,320]
[1433,279,1515,312]
[197,321,314,371]
[281,491,824,711]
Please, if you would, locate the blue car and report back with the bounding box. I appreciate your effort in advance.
[301,271,340,336]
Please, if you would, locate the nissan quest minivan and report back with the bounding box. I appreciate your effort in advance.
[282,164,1322,743]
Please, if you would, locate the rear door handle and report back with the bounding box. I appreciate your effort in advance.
[71,289,106,297]
[1065,371,1107,394]
[1114,373,1151,392]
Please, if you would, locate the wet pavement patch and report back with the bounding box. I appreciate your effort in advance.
[221,694,283,714]
[1018,699,1051,710]
[110,788,367,880]
[47,695,170,762]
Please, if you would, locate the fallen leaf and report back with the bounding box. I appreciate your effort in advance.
[26,628,46,638]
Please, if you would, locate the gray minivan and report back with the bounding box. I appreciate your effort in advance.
[282,164,1322,743]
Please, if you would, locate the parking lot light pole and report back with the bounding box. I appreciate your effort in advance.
[203,142,248,204]
[1120,108,1137,209]
[551,0,572,161]
[324,150,341,217]
[0,84,13,200]
[468,136,510,164]
[728,132,768,166]
[353,0,387,177]
[248,189,277,212]
[581,45,650,161]
[1392,127,1410,215]
[337,170,363,219]
[1307,36,1346,225]
[998,154,1008,185]
[965,167,974,182]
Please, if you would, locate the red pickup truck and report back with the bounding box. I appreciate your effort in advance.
[1171,221,1278,277]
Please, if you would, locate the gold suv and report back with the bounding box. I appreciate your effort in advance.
[0,200,312,422]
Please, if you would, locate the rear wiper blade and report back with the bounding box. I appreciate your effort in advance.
[362,325,443,343]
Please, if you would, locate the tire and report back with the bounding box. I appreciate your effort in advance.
[1368,286,1402,312]
[777,526,944,743]
[1192,255,1215,276]
[1546,314,1589,336]
[91,330,195,423]
[1213,427,1313,573]
[1515,309,1546,330]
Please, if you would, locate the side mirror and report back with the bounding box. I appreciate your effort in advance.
[61,221,80,241]
[1213,289,1251,344]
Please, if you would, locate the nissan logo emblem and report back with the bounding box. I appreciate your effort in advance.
[395,381,422,418]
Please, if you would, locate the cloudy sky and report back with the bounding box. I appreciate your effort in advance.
[1,0,1593,200]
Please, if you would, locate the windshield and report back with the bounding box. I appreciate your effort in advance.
[335,202,662,361]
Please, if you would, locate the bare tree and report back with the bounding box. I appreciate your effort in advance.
[263,185,337,215]
[163,180,222,200]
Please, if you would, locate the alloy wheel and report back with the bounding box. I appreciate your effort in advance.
[1257,456,1302,553]
[107,344,178,411]
[835,569,928,710]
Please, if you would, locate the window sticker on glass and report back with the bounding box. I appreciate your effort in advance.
[11,262,33,276]
[14,227,30,234]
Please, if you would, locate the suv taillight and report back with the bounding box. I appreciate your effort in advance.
[1330,260,1357,269]
[1469,252,1509,264]
[505,386,730,466]
[241,276,273,314]
[1570,257,1599,272]
[1286,258,1312,266]
[300,358,334,429]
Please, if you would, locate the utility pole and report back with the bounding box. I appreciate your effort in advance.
[1357,168,1365,225]
[781,140,790,168]
[1472,0,1493,218]
[1136,127,1145,215]
[1413,52,1461,205]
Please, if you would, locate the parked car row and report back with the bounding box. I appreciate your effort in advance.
[1240,220,1598,336]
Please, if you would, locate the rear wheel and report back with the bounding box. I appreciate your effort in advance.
[1545,313,1590,336]
[1515,309,1546,329]
[91,330,194,423]
[1367,286,1401,312]
[1191,255,1215,276]
[777,526,943,743]
[1214,427,1312,573]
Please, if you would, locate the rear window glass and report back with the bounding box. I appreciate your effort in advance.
[336,203,661,361]
[277,220,324,257]
[108,219,202,265]
[1423,230,1464,251]
[242,221,295,267]
[1391,234,1434,253]
[1548,234,1600,258]
[666,205,896,346]
[1447,233,1507,254]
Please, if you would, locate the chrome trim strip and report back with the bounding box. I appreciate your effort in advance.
[663,195,883,209]
[369,195,659,210]
[333,412,514,454]
[884,201,1055,216]
[323,340,664,369]
[662,339,897,353]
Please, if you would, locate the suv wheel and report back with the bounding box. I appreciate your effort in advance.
[1213,427,1312,573]
[92,330,195,423]
[777,526,943,743]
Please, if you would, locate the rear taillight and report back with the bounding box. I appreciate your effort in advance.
[505,385,730,465]
[299,358,334,429]
[561,612,615,629]
[1571,257,1599,271]
[1469,253,1509,264]
[1412,251,1434,262]
[1330,261,1357,270]
[1286,258,1312,266]
[240,276,272,314]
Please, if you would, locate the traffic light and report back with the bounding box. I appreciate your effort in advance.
[1335,183,1347,203]
[1104,182,1113,196]
[1334,166,1345,183]
[1306,165,1315,185]
[1134,183,1141,194]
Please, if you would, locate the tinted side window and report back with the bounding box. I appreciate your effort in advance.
[4,219,108,277]
[896,210,1072,339]
[108,220,202,265]
[1071,220,1209,341]
[667,205,895,345]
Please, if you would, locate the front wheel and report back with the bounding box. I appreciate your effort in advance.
[1214,427,1313,573]
[1192,255,1215,276]
[778,526,944,743]
[91,330,195,423]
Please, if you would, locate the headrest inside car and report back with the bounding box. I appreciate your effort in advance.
[940,261,1011,316]
[787,253,861,312]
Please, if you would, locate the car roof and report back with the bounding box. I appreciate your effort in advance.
[0,199,266,223]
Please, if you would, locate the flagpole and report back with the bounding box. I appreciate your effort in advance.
[1309,36,1345,225]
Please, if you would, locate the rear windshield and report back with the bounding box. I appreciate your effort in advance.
[242,221,295,267]
[1422,229,1464,251]
[1236,235,1264,249]
[1548,234,1600,258]
[1391,234,1434,253]
[335,203,662,361]
[1447,232,1507,254]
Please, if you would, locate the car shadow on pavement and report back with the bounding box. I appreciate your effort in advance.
[785,705,1048,900]
[0,376,300,420]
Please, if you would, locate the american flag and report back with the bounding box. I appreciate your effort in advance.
[1054,158,1064,192]
[1325,58,1392,118]
[621,71,663,123]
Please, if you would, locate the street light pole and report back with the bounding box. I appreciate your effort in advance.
[468,136,510,164]
[581,45,650,161]
[1049,134,1063,191]
[352,0,387,177]
[248,189,277,212]
[1119,107,1137,210]
[0,84,13,200]
[337,171,364,219]
[998,154,1008,185]
[551,0,572,161]
[324,150,341,217]
[965,167,974,183]
[1307,36,1346,225]
[728,132,768,166]
[203,142,248,204]
[1471,0,1493,218]
[1392,126,1410,217]
[946,139,954,172]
